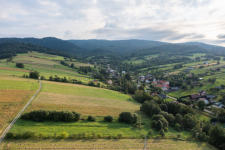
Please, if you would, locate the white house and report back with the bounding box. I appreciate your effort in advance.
[188,67,194,70]
[122,71,126,74]
[204,62,208,65]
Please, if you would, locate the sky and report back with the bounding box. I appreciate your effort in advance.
[1,0,225,46]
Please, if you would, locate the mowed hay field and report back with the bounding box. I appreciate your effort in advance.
[26,81,138,116]
[0,139,217,150]
[9,81,192,138]
[0,75,39,134]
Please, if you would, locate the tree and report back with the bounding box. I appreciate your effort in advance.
[191,85,194,89]
[198,100,206,111]
[29,71,40,79]
[16,63,24,68]
[104,115,114,122]
[195,57,201,62]
[118,112,139,124]
[155,120,163,130]
[70,63,74,68]
[217,61,220,65]
[125,73,132,80]
[87,115,96,122]
[175,113,183,125]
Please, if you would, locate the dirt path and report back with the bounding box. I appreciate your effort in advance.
[0,67,30,73]
[0,79,42,144]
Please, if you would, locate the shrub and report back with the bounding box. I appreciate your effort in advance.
[148,129,154,135]
[175,123,181,132]
[22,131,35,139]
[104,115,114,122]
[159,129,165,137]
[97,133,102,138]
[21,110,81,122]
[118,112,139,124]
[6,132,15,139]
[164,127,169,132]
[60,131,68,139]
[155,120,163,131]
[87,115,96,122]
[117,134,123,139]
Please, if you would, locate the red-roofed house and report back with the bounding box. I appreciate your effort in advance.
[152,80,170,91]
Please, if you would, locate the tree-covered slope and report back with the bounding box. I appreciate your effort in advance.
[0,42,74,59]
[0,37,86,55]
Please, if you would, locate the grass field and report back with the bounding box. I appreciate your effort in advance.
[0,139,217,150]
[8,80,192,139]
[0,52,95,83]
[0,75,39,134]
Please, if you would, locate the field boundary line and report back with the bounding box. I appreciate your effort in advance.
[0,79,42,144]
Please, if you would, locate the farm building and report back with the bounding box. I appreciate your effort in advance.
[158,94,167,99]
[190,94,201,100]
[206,95,215,100]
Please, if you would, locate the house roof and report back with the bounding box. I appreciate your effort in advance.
[188,74,192,77]
[171,87,179,90]
[215,86,222,89]
[158,94,167,98]
[191,94,201,99]
[206,95,215,98]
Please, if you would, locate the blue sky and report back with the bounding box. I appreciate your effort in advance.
[0,0,225,46]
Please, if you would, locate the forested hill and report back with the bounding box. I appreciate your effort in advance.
[67,39,166,53]
[129,44,209,57]
[0,37,86,55]
[0,42,74,59]
[181,42,225,51]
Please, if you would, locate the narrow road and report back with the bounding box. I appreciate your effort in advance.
[166,95,177,100]
[0,79,42,144]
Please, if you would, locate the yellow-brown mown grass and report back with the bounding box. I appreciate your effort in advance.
[26,92,142,116]
[0,139,218,150]
[0,89,35,134]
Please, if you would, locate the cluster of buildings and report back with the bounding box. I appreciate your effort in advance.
[190,90,224,108]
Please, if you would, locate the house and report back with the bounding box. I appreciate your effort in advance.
[206,95,215,100]
[211,72,214,75]
[184,70,190,73]
[146,74,152,78]
[145,80,150,84]
[152,80,170,91]
[188,67,194,70]
[198,74,204,77]
[122,71,126,74]
[204,62,208,65]
[198,98,209,105]
[151,93,158,96]
[171,87,179,91]
[191,81,198,84]
[199,78,203,80]
[188,74,192,78]
[198,90,207,96]
[107,80,113,85]
[190,94,201,100]
[215,86,222,89]
[209,100,216,104]
[158,94,167,99]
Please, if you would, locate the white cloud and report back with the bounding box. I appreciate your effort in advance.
[0,0,225,46]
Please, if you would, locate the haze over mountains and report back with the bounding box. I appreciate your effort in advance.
[1,37,225,56]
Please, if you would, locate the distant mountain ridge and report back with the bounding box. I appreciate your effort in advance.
[67,39,166,53]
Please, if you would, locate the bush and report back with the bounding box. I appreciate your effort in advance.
[97,133,102,138]
[117,134,123,139]
[175,123,181,132]
[164,127,169,132]
[159,129,165,137]
[21,110,81,122]
[6,132,15,139]
[60,131,68,139]
[16,63,24,68]
[148,129,154,135]
[118,112,139,124]
[155,120,163,131]
[104,115,114,122]
[22,131,35,139]
[87,115,96,122]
